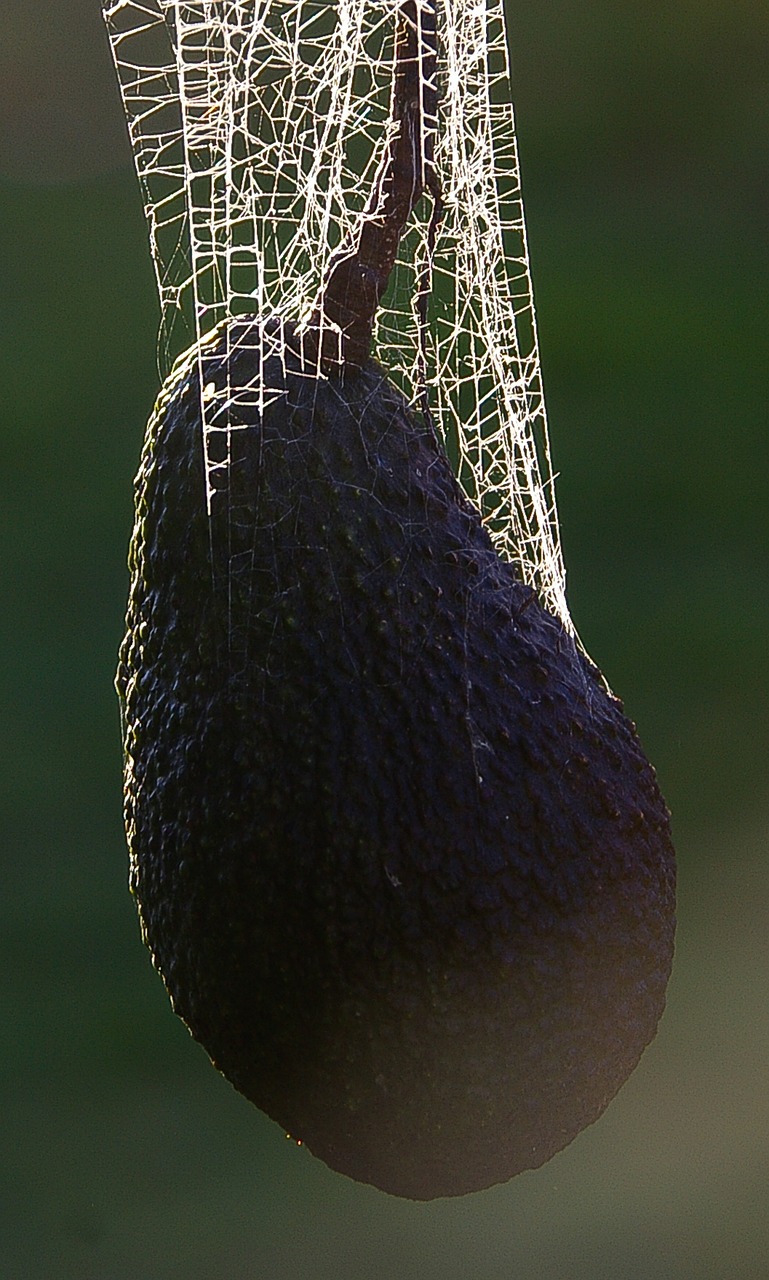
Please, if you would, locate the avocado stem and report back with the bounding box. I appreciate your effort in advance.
[303,1,439,375]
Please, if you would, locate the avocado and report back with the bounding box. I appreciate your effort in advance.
[117,316,675,1199]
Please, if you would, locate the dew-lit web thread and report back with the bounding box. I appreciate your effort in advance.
[104,0,572,631]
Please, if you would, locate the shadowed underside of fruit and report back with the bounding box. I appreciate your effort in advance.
[117,318,675,1200]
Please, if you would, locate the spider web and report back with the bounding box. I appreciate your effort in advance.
[104,0,572,630]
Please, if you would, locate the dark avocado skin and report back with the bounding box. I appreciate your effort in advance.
[117,317,675,1199]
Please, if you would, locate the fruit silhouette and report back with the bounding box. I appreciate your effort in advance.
[117,318,675,1199]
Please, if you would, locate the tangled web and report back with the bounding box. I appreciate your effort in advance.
[104,0,571,630]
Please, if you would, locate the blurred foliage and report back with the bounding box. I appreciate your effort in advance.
[1,1,767,1276]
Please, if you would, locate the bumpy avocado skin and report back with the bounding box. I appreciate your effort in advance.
[117,319,675,1200]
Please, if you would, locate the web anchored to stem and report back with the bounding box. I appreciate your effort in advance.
[104,0,571,630]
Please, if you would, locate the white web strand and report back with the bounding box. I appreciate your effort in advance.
[104,0,572,631]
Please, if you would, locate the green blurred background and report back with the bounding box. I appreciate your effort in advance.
[1,1,767,1276]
